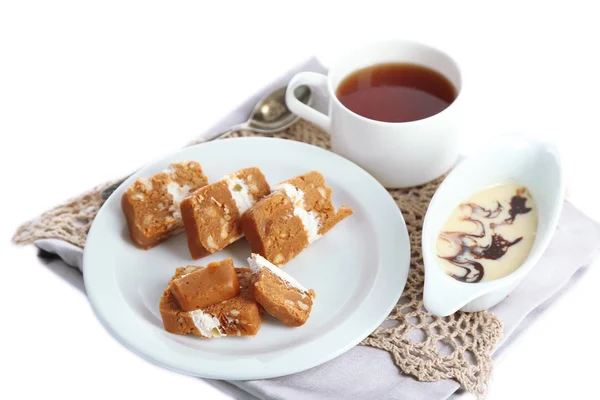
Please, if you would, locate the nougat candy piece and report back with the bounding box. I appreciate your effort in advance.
[122,161,208,249]
[241,171,353,265]
[181,167,270,259]
[248,253,315,327]
[160,267,263,338]
[170,258,239,312]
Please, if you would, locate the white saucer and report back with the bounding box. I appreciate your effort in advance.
[84,137,410,380]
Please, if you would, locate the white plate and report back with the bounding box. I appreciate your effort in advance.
[84,137,410,380]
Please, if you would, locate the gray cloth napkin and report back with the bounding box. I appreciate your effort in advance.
[35,58,600,400]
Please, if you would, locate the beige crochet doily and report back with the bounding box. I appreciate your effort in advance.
[13,120,502,396]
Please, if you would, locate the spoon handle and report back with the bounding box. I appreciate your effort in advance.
[187,123,248,146]
[100,122,249,200]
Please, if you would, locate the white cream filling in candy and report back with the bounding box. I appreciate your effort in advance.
[248,253,309,293]
[166,182,191,204]
[138,177,153,191]
[166,181,191,219]
[223,174,254,215]
[273,183,321,243]
[189,309,223,338]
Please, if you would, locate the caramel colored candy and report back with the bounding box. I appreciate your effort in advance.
[248,253,315,327]
[181,167,270,259]
[170,258,239,312]
[160,267,263,338]
[242,171,353,266]
[122,161,208,249]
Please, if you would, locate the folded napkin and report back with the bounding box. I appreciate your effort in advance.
[19,58,600,400]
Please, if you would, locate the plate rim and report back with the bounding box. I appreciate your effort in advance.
[83,137,410,380]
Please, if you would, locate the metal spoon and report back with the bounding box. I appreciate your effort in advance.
[207,85,312,139]
[100,86,312,200]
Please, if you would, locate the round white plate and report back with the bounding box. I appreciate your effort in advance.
[84,137,410,380]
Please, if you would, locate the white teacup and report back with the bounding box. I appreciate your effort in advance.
[285,40,462,188]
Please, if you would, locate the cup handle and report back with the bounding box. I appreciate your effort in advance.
[286,72,331,132]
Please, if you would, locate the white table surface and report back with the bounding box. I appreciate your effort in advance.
[2,2,599,399]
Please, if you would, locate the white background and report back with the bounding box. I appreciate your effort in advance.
[2,1,599,399]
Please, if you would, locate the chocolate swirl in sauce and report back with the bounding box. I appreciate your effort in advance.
[438,188,533,283]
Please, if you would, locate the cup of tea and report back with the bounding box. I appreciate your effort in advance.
[285,40,462,188]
